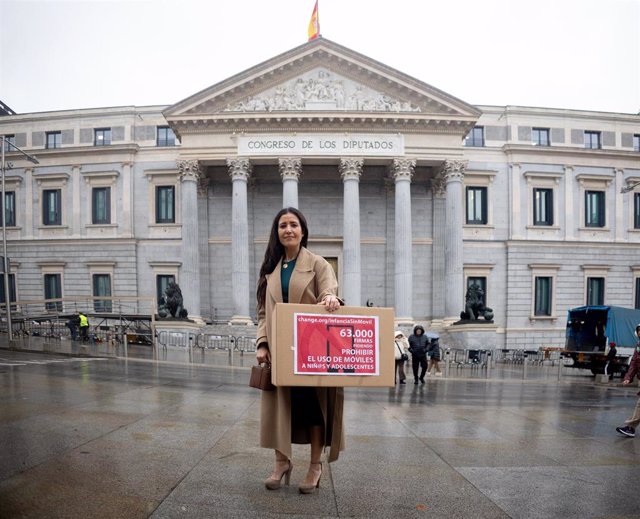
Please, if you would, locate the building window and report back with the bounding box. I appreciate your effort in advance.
[44,273,62,311]
[157,274,175,304]
[635,193,640,229]
[466,186,487,224]
[586,277,605,306]
[0,273,16,305]
[585,190,605,227]
[633,134,640,152]
[2,135,15,152]
[1,191,15,227]
[532,128,550,146]
[584,131,601,149]
[92,273,112,312]
[464,126,484,147]
[157,126,177,147]
[533,188,553,226]
[92,187,111,224]
[94,128,111,146]
[46,131,62,149]
[156,186,175,223]
[636,278,640,309]
[42,189,62,225]
[534,276,552,316]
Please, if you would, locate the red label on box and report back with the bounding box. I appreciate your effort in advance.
[293,313,379,375]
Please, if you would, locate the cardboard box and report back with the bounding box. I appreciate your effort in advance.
[271,303,395,387]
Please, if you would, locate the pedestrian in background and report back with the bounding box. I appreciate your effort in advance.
[78,312,89,342]
[408,325,429,384]
[426,332,442,376]
[394,330,409,384]
[615,325,640,438]
[66,314,80,341]
[604,341,617,380]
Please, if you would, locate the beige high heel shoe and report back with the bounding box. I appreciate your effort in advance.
[264,459,293,490]
[299,462,322,494]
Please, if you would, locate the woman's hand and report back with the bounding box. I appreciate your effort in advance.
[256,343,271,364]
[320,294,340,312]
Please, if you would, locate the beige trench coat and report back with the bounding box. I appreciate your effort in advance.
[256,247,345,462]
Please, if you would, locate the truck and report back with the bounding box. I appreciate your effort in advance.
[565,305,640,377]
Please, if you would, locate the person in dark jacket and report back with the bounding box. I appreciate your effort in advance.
[66,314,80,341]
[615,324,640,438]
[408,325,429,384]
[604,342,617,380]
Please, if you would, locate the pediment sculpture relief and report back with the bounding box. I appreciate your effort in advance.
[224,69,421,113]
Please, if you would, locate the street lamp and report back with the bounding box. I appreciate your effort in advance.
[0,135,39,341]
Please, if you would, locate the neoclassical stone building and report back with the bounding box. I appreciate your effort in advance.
[1,38,639,349]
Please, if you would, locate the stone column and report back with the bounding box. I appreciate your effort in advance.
[615,168,624,242]
[390,158,415,324]
[339,158,363,306]
[442,160,466,321]
[177,159,203,322]
[121,162,133,238]
[279,157,301,209]
[509,163,522,239]
[24,168,34,239]
[71,165,81,237]
[564,165,575,240]
[227,158,253,325]
[431,174,447,325]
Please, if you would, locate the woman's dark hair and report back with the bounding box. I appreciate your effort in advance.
[256,207,309,310]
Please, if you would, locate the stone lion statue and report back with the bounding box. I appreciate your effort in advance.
[460,282,494,321]
[157,282,188,319]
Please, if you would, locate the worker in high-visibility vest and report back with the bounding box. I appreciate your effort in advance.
[78,312,89,342]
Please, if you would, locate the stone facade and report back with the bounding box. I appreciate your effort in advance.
[0,38,639,350]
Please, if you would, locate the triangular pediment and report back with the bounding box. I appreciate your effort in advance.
[164,38,479,134]
[220,67,425,114]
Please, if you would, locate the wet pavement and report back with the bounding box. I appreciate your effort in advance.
[1,344,639,519]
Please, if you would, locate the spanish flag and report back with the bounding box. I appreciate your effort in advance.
[308,0,320,41]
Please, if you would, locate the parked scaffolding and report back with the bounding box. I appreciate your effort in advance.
[0,296,156,346]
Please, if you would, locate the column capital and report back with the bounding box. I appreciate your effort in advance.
[389,158,416,182]
[227,157,252,181]
[178,159,208,195]
[177,159,202,182]
[440,159,467,183]
[279,157,302,181]
[339,158,363,181]
[431,175,447,198]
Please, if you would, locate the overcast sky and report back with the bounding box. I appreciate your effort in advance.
[0,0,638,115]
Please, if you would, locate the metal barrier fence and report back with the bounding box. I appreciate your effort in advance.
[3,324,577,380]
[493,348,564,366]
[154,332,258,365]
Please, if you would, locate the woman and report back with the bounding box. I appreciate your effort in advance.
[427,333,442,376]
[255,207,343,494]
[394,330,409,384]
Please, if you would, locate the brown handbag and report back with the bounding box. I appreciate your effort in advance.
[249,363,275,391]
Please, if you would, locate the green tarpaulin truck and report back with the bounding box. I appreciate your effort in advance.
[565,305,640,377]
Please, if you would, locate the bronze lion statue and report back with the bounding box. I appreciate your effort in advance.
[158,282,188,319]
[460,282,494,321]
